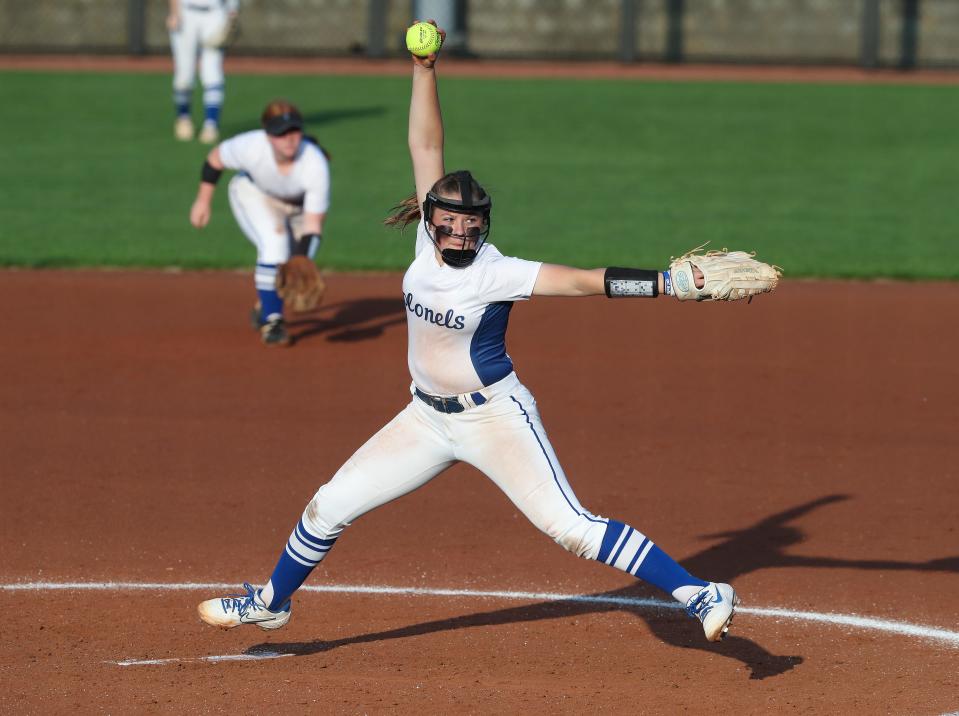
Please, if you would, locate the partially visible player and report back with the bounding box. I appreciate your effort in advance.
[189,99,331,346]
[195,24,778,641]
[167,0,239,144]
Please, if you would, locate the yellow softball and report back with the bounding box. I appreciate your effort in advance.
[406,22,442,57]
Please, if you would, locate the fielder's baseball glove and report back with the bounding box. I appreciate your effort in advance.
[277,256,326,312]
[669,245,781,302]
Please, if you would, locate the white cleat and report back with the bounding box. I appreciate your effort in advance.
[174,116,194,141]
[685,582,739,642]
[198,121,219,144]
[197,583,291,630]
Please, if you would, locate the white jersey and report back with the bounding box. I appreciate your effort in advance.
[182,0,238,11]
[218,130,331,214]
[403,220,542,396]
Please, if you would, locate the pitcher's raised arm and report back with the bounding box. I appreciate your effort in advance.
[408,21,447,209]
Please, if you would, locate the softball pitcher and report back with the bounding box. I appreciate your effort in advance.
[167,0,239,144]
[189,99,331,346]
[198,25,779,641]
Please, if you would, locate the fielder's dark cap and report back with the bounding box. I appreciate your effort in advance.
[264,109,304,136]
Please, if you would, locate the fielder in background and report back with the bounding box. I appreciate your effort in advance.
[189,100,331,346]
[167,0,240,144]
[197,23,779,640]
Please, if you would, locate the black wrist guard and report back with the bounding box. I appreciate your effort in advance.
[201,160,223,185]
[604,267,660,298]
[294,233,322,257]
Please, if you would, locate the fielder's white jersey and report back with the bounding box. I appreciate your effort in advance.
[403,220,542,396]
[218,130,330,214]
[182,0,238,11]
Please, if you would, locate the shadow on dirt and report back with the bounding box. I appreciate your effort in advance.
[285,296,405,345]
[247,496,959,680]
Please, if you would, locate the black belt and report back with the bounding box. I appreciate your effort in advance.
[415,387,487,414]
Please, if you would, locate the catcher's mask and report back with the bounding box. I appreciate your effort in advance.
[424,171,492,268]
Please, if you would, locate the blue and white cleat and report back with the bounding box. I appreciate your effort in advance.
[685,582,739,642]
[197,583,291,630]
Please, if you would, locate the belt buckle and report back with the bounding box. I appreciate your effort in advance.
[416,388,461,414]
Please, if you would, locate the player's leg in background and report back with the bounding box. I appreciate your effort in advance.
[252,401,455,611]
[227,175,289,344]
[456,383,737,640]
[197,10,227,144]
[170,10,199,141]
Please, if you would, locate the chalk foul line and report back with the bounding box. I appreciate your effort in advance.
[2,580,956,666]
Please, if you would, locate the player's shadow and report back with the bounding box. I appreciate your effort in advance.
[246,494,959,680]
[286,296,405,345]
[300,107,387,128]
[219,106,386,137]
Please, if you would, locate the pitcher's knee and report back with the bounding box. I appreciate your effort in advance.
[546,515,606,560]
[302,484,347,541]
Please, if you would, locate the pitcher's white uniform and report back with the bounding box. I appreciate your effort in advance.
[197,43,738,643]
[219,130,331,285]
[297,222,612,561]
[201,215,736,641]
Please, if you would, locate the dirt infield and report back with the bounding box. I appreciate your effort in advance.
[0,270,957,713]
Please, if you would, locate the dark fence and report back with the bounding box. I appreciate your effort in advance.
[1,0,956,69]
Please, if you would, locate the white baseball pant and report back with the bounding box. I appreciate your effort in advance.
[301,372,611,558]
[170,5,228,106]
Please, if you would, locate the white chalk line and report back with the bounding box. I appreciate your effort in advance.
[3,580,957,666]
[112,651,295,666]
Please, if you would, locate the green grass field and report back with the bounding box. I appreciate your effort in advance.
[1,70,956,278]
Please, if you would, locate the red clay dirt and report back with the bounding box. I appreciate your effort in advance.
[0,270,957,713]
[2,50,958,714]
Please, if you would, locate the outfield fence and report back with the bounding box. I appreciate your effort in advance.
[0,0,957,69]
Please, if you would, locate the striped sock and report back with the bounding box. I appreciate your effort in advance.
[203,104,221,126]
[259,518,338,610]
[174,88,191,117]
[596,520,707,600]
[202,83,224,122]
[254,263,283,320]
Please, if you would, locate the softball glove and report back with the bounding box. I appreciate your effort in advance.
[668,245,781,302]
[277,256,326,312]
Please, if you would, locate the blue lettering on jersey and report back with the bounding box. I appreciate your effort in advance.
[404,292,466,330]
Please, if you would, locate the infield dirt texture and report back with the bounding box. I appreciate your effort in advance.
[0,57,957,714]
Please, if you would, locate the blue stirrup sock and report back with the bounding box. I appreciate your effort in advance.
[174,88,191,117]
[256,289,283,322]
[204,104,222,125]
[596,520,707,601]
[254,263,283,321]
[202,83,224,125]
[259,518,338,610]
